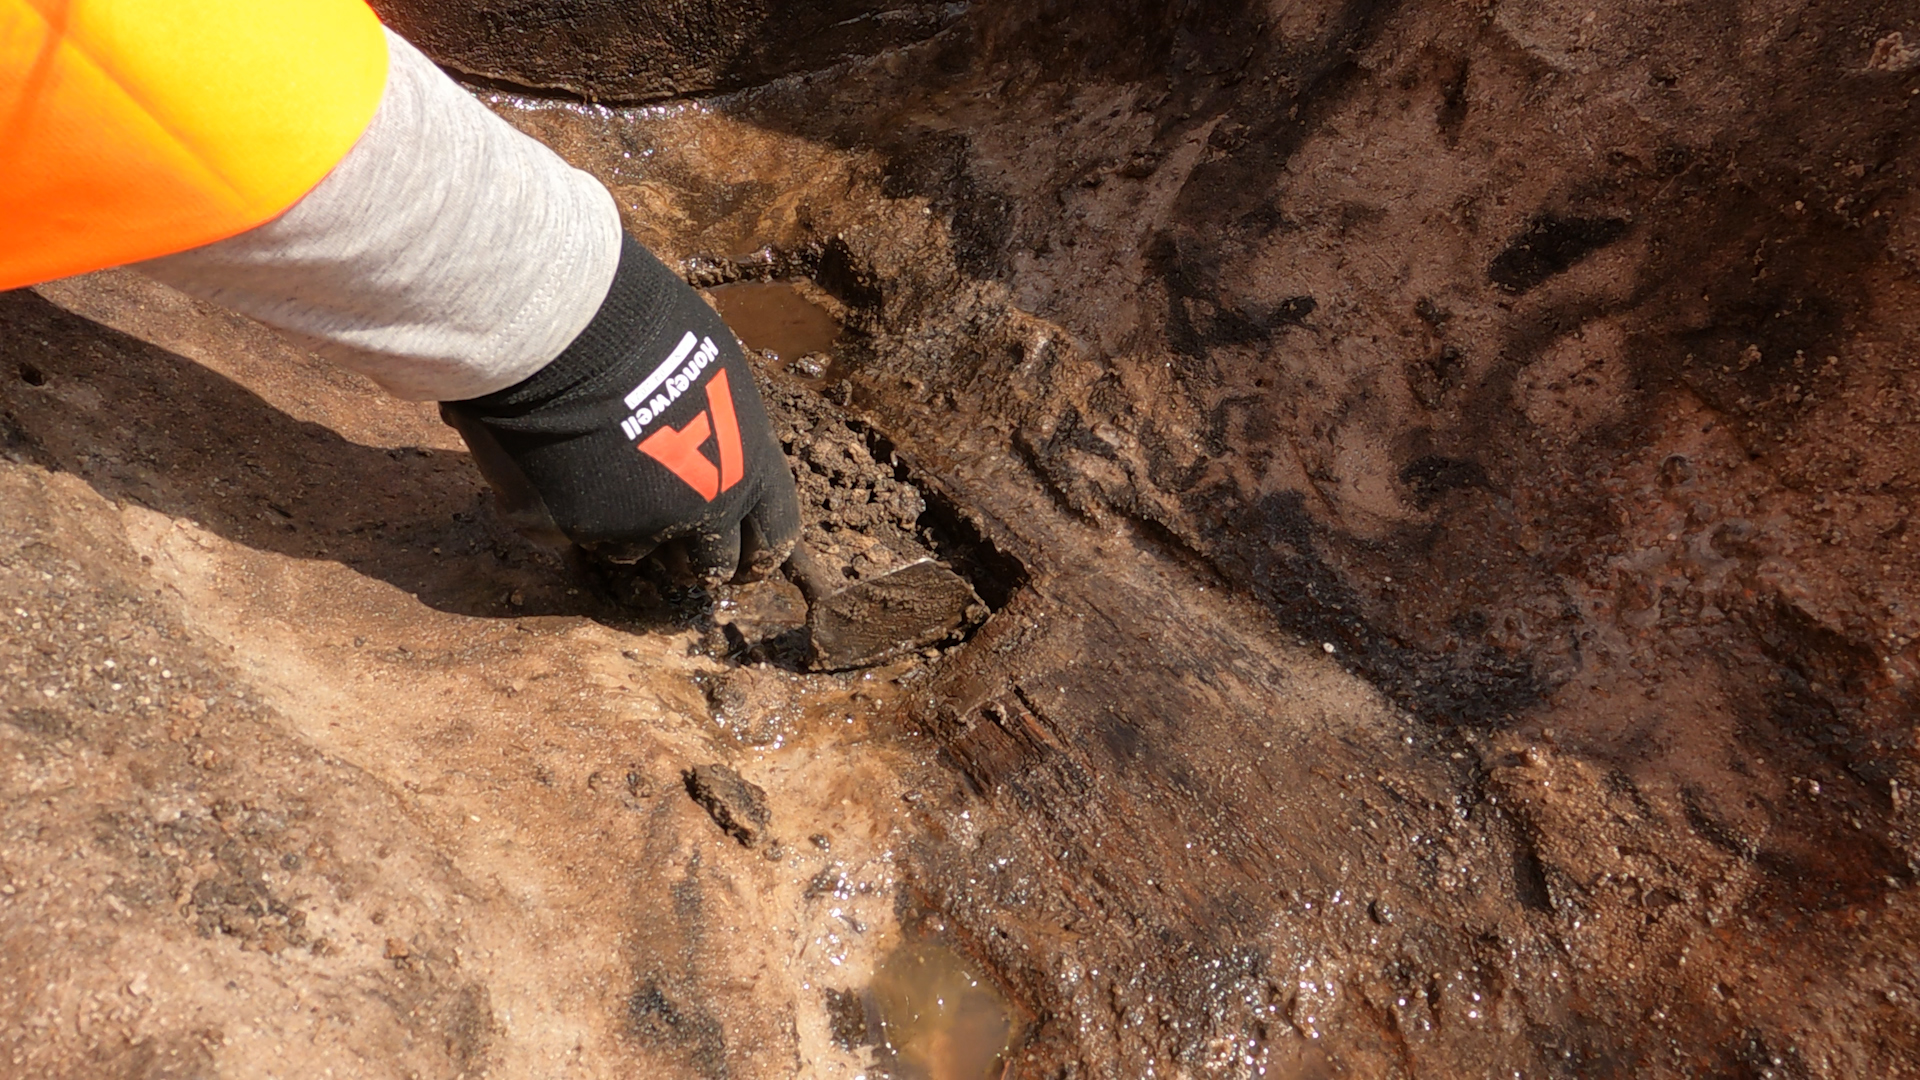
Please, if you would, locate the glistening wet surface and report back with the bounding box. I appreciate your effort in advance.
[480,85,1920,1076]
[7,4,1914,1071]
[868,940,1013,1080]
[708,280,842,364]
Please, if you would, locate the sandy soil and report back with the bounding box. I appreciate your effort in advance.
[6,0,1920,1076]
[0,272,958,1079]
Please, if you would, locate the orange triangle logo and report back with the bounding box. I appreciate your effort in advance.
[636,369,745,502]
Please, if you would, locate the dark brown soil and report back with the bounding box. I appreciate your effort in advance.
[870,6,1918,1070]
[505,0,1920,1073]
[7,0,1920,1077]
[764,372,931,585]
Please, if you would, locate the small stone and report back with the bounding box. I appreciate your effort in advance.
[789,352,831,379]
[824,987,868,1049]
[684,764,772,847]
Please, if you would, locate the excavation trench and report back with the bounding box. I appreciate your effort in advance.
[4,0,1920,1077]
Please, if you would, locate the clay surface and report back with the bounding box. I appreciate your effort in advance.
[5,0,1920,1076]
[486,0,1920,1071]
[0,274,930,1079]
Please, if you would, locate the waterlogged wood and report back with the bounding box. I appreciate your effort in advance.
[808,558,985,671]
[892,450,1545,1077]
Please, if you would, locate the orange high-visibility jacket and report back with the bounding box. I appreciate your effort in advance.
[0,0,389,290]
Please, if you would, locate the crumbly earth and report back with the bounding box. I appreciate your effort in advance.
[7,0,1920,1076]
[762,373,928,584]
[698,359,950,668]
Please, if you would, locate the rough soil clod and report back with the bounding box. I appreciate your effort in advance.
[683,763,774,848]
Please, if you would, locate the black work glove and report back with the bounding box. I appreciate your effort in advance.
[441,234,800,587]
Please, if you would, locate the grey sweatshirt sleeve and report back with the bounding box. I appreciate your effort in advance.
[137,29,623,402]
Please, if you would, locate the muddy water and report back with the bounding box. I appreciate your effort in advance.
[868,940,1014,1080]
[709,281,842,364]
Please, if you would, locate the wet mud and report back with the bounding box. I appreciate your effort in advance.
[7,0,1920,1076]
[476,0,1920,1072]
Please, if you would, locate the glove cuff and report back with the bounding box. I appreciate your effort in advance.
[451,233,679,416]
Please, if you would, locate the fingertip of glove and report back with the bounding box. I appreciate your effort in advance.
[735,505,799,584]
[684,522,744,589]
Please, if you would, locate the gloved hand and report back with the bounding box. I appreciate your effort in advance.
[440,234,801,587]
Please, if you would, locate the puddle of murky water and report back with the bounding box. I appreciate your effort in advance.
[709,280,842,364]
[867,940,1013,1080]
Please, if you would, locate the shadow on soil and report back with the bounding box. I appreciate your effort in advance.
[0,288,635,624]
